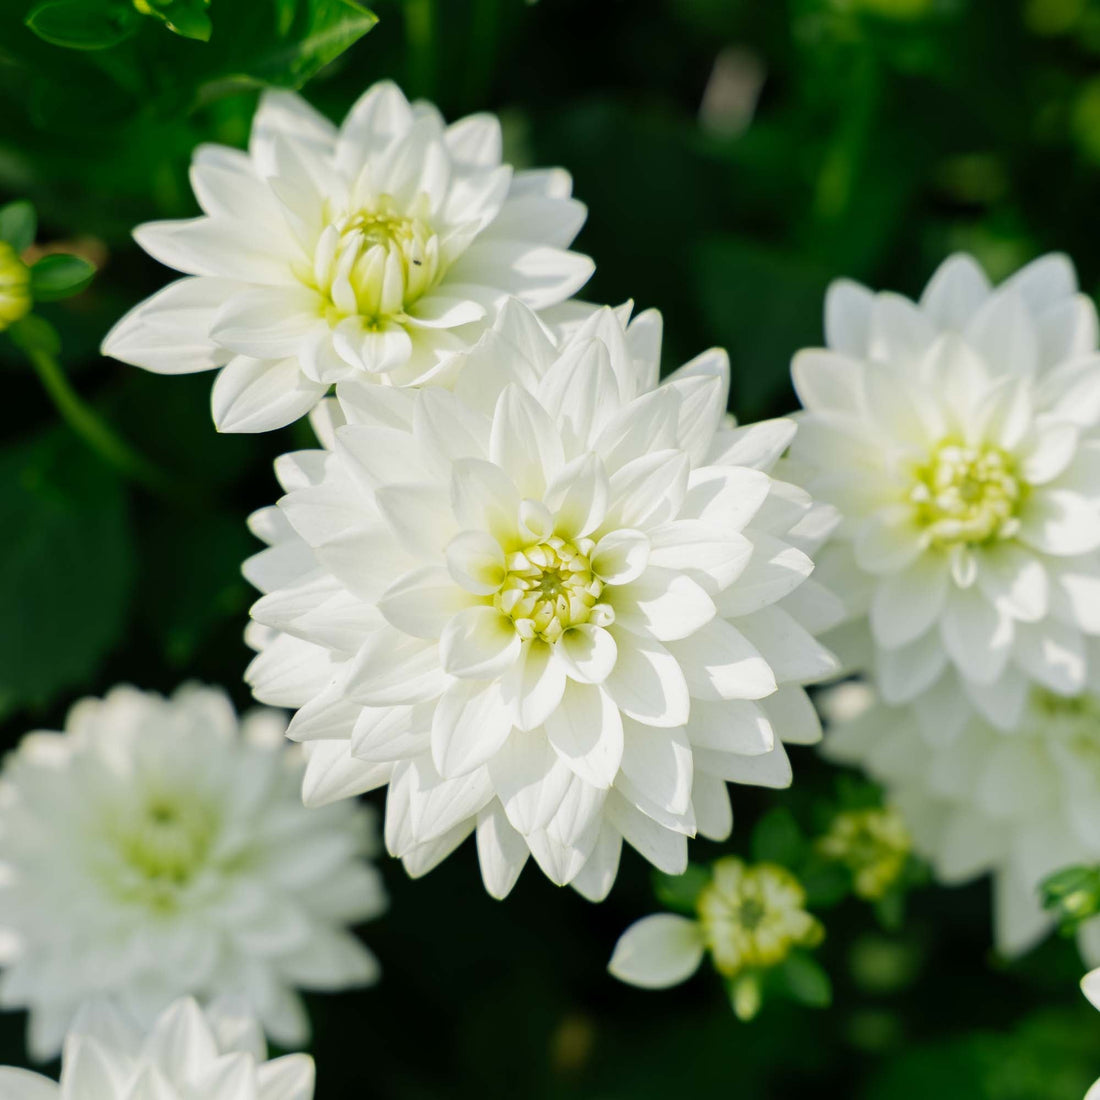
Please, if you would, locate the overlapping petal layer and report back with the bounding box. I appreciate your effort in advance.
[245,300,841,898]
[789,253,1100,731]
[103,81,593,432]
[0,685,385,1060]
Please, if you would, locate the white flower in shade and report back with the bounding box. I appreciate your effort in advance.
[0,684,385,1060]
[1083,968,1100,1100]
[102,80,593,433]
[0,996,314,1100]
[789,253,1100,738]
[243,300,842,900]
[822,678,1100,961]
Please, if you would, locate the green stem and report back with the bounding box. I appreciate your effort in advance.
[27,346,175,496]
[405,0,437,99]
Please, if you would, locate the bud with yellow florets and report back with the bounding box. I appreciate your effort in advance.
[817,806,912,902]
[607,856,828,1021]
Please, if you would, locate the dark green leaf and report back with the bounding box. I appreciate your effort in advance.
[25,0,137,50]
[7,314,60,357]
[29,254,96,301]
[652,865,711,914]
[146,0,213,41]
[0,431,133,709]
[0,201,36,252]
[779,951,833,1009]
[751,808,808,869]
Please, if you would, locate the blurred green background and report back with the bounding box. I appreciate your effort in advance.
[2,0,1100,1095]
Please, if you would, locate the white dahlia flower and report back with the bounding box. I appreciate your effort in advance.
[0,684,385,1060]
[822,679,1100,960]
[789,253,1100,736]
[244,300,842,899]
[0,996,314,1100]
[102,80,593,433]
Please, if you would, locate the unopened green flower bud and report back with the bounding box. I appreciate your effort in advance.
[818,806,911,901]
[0,241,31,332]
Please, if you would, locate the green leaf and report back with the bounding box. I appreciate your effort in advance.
[25,0,138,49]
[779,951,833,1009]
[29,254,96,301]
[652,865,711,914]
[7,314,60,357]
[0,201,36,252]
[143,0,213,41]
[750,808,807,869]
[0,431,133,708]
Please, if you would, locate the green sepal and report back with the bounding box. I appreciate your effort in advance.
[0,202,37,253]
[7,315,61,357]
[652,864,711,914]
[779,950,833,1009]
[29,254,96,301]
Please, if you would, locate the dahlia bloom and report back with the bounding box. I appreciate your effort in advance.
[0,684,385,1059]
[102,80,592,432]
[823,679,1100,959]
[0,996,314,1100]
[789,253,1100,735]
[244,300,841,899]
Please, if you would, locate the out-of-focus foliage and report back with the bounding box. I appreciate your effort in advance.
[3,0,1100,1096]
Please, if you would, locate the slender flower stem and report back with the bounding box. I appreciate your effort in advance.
[26,345,175,495]
[405,0,437,100]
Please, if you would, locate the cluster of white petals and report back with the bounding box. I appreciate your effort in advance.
[0,685,385,1059]
[789,253,1100,735]
[0,996,313,1100]
[244,300,841,899]
[103,81,592,433]
[822,680,1100,961]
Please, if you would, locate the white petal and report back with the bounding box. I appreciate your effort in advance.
[607,914,704,989]
[211,356,326,433]
[445,530,506,595]
[499,638,567,730]
[619,720,693,815]
[603,633,690,727]
[613,568,716,642]
[825,278,874,357]
[431,679,514,778]
[545,682,624,788]
[475,802,529,899]
[869,552,949,648]
[557,624,618,684]
[1019,489,1100,556]
[439,606,522,679]
[666,619,776,701]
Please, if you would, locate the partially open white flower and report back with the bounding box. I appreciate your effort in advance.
[0,684,385,1060]
[789,253,1100,736]
[244,300,841,899]
[0,996,314,1100]
[102,80,593,433]
[823,679,1100,960]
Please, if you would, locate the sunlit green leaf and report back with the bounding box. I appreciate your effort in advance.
[0,201,36,253]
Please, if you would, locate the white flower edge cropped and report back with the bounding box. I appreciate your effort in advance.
[1084,968,1100,1100]
[102,80,593,433]
[244,298,843,900]
[821,678,1100,960]
[788,252,1100,737]
[0,996,313,1100]
[0,683,385,1060]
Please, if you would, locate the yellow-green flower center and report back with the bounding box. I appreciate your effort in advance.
[493,536,611,643]
[910,442,1022,546]
[696,858,823,978]
[317,195,440,323]
[0,241,31,331]
[817,807,911,901]
[101,795,220,912]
